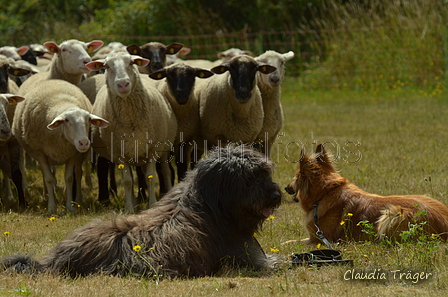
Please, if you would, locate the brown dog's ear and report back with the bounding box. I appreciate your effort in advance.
[315,144,332,164]
[299,148,314,175]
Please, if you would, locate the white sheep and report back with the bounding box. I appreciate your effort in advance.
[86,52,177,212]
[18,39,103,95]
[12,79,109,214]
[0,93,26,208]
[197,55,276,150]
[0,46,30,61]
[148,63,213,180]
[254,50,295,156]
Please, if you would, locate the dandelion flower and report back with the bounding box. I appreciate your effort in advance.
[270,248,279,253]
[49,217,56,221]
[253,232,257,237]
[340,221,345,226]
[133,245,142,252]
[363,254,368,258]
[265,215,275,221]
[346,213,353,217]
[431,234,438,239]
[3,231,10,236]
[147,175,153,179]
[316,243,321,249]
[118,164,124,169]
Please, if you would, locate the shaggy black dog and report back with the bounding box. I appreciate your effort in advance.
[2,145,282,278]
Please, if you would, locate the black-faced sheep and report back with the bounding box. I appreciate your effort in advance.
[149,63,213,181]
[197,55,276,149]
[0,93,26,209]
[126,42,184,74]
[12,79,109,214]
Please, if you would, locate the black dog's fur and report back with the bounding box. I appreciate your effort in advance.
[2,145,282,278]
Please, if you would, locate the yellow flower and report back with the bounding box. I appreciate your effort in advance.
[270,248,279,253]
[265,215,275,221]
[49,217,56,221]
[346,213,353,217]
[316,243,321,249]
[340,221,345,225]
[431,234,438,239]
[253,232,257,237]
[147,175,153,179]
[118,164,124,169]
[133,245,141,252]
[363,254,368,258]
[3,231,10,236]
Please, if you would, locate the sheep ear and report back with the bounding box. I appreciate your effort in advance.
[16,45,30,56]
[258,64,277,74]
[210,64,229,74]
[283,51,295,61]
[86,40,104,52]
[4,94,25,105]
[178,47,191,56]
[148,69,167,80]
[166,43,184,55]
[195,69,214,79]
[90,115,109,128]
[242,50,253,56]
[47,117,64,130]
[44,42,60,54]
[85,60,107,71]
[126,45,141,56]
[7,66,31,77]
[132,57,149,67]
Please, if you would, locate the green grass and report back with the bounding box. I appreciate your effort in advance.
[1,77,448,296]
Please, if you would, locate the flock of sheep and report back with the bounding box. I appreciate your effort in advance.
[0,39,295,214]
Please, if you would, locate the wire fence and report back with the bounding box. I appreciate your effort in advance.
[93,26,447,92]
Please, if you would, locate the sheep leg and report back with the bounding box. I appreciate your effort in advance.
[74,157,85,207]
[157,153,173,194]
[175,143,191,182]
[64,159,76,213]
[122,163,136,213]
[37,156,57,214]
[143,162,157,207]
[96,156,110,205]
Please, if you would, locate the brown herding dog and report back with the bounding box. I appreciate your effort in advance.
[285,144,448,244]
[1,145,282,278]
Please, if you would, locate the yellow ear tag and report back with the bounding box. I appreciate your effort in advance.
[49,47,56,53]
[53,121,60,127]
[133,49,138,54]
[136,60,142,66]
[199,72,204,78]
[10,98,17,105]
[262,66,267,72]
[95,120,101,126]
[169,48,175,54]
[221,67,226,72]
[95,64,101,69]
[157,73,163,79]
[88,46,93,51]
[13,70,19,75]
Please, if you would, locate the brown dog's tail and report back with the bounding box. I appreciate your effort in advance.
[377,204,448,241]
[377,205,420,241]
